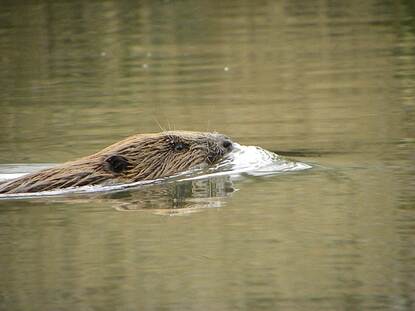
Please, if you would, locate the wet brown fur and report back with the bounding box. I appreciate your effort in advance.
[0,131,232,194]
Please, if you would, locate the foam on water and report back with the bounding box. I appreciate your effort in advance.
[0,145,311,198]
[206,143,311,177]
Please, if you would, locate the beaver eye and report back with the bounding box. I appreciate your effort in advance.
[173,142,187,152]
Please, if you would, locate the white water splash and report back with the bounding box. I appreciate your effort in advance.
[206,144,311,177]
[0,145,311,198]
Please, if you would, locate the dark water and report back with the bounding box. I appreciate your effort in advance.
[1,1,414,310]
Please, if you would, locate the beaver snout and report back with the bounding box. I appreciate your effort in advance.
[213,134,233,153]
[222,139,233,152]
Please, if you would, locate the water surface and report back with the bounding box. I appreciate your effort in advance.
[0,1,414,311]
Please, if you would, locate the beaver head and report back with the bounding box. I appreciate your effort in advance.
[0,131,234,194]
[100,131,233,180]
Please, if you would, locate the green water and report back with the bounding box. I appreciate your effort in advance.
[0,1,414,310]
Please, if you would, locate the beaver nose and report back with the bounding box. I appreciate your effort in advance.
[222,139,233,151]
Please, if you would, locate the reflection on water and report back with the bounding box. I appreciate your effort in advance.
[0,0,414,311]
[0,176,235,215]
[108,177,235,214]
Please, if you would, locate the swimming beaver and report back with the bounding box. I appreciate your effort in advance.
[0,131,234,194]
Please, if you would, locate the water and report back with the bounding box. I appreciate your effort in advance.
[0,1,414,310]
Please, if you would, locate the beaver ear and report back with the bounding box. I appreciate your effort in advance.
[104,155,130,174]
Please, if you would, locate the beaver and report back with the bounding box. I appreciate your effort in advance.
[0,131,234,194]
